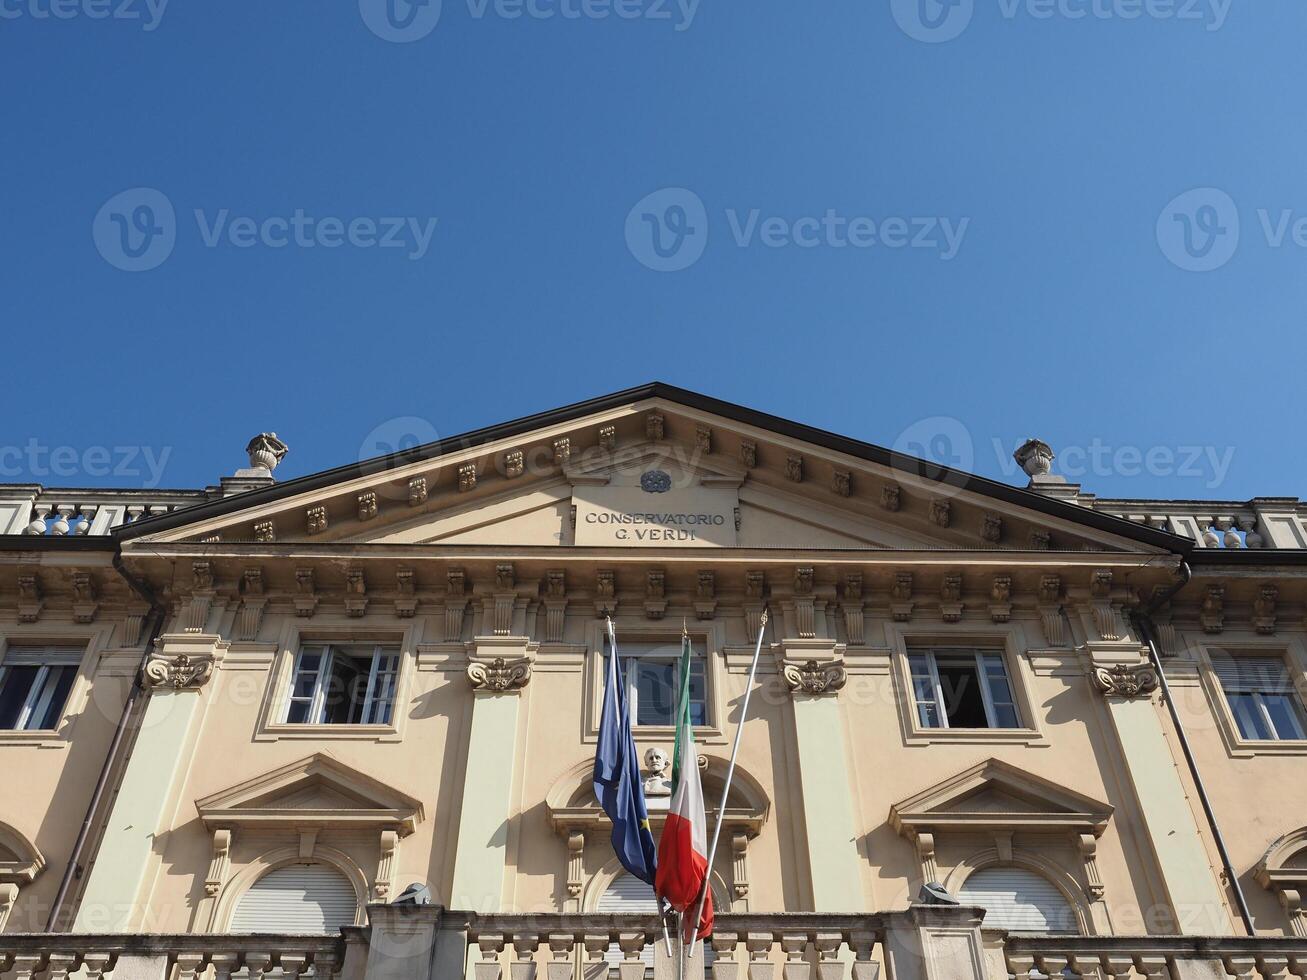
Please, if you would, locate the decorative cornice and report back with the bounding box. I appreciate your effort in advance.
[1091,662,1158,699]
[781,658,847,696]
[467,656,532,692]
[144,652,215,689]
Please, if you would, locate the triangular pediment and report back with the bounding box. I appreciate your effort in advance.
[117,384,1177,556]
[196,754,423,835]
[889,758,1112,838]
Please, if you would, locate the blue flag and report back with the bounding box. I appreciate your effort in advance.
[593,624,659,886]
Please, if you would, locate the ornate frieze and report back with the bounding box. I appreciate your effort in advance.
[395,567,417,619]
[891,571,914,622]
[781,658,847,695]
[739,440,757,468]
[989,575,1012,624]
[598,426,616,451]
[306,505,328,534]
[467,656,532,692]
[785,454,804,483]
[408,476,428,505]
[695,570,716,621]
[644,569,666,620]
[17,571,42,624]
[145,652,214,689]
[695,425,712,455]
[982,513,1003,544]
[930,498,951,528]
[71,571,98,624]
[253,520,275,543]
[345,567,368,618]
[832,469,852,498]
[881,483,901,511]
[357,492,378,521]
[1201,584,1225,634]
[294,567,318,618]
[646,411,665,441]
[1254,584,1278,635]
[1092,662,1158,698]
[553,438,571,465]
[940,573,963,623]
[458,463,477,492]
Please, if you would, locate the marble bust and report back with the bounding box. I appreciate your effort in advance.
[643,746,672,798]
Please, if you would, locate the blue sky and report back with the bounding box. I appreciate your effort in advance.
[3,0,1304,500]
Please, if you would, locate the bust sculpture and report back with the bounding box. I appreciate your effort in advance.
[643,746,672,797]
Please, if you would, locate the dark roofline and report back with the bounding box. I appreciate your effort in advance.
[114,382,1190,551]
[0,535,118,552]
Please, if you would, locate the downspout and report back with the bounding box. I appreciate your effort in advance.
[1129,559,1255,935]
[45,549,168,931]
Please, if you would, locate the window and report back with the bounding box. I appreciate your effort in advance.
[282,644,400,725]
[957,867,1077,934]
[230,863,357,932]
[598,873,715,973]
[908,649,1020,730]
[1212,655,1306,741]
[607,638,708,727]
[0,646,80,731]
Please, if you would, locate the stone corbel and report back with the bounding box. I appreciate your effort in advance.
[915,832,938,886]
[544,571,568,643]
[395,567,418,619]
[375,830,398,901]
[123,601,150,647]
[789,566,817,638]
[567,831,586,908]
[891,572,914,623]
[732,833,750,906]
[205,829,232,897]
[467,647,534,692]
[644,569,667,620]
[294,567,318,619]
[1078,833,1105,900]
[1088,569,1122,641]
[745,571,767,641]
[145,649,216,689]
[298,829,318,860]
[842,573,865,645]
[237,568,267,641]
[1279,889,1307,938]
[594,570,618,620]
[1201,584,1225,635]
[344,567,368,618]
[988,575,1012,624]
[184,561,216,633]
[488,563,518,635]
[993,831,1014,863]
[445,568,468,641]
[780,656,847,696]
[695,570,717,622]
[1037,575,1066,647]
[939,573,963,624]
[71,571,99,624]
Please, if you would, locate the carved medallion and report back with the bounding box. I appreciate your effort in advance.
[145,653,213,690]
[467,656,532,691]
[1092,663,1158,698]
[781,659,847,695]
[640,470,672,493]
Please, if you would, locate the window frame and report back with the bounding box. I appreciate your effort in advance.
[1200,639,1307,757]
[908,648,1022,731]
[0,637,99,744]
[279,642,402,727]
[889,623,1045,746]
[609,637,710,729]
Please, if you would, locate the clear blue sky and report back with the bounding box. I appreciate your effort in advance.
[3,0,1304,501]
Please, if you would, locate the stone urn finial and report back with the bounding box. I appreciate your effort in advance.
[1013,438,1054,479]
[245,433,289,474]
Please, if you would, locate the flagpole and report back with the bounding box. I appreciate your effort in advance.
[607,615,675,958]
[687,606,769,959]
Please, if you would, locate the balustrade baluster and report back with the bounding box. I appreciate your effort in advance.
[311,950,339,980]
[616,933,645,980]
[1066,955,1101,980]
[1287,958,1307,980]
[1102,955,1135,980]
[710,932,741,980]
[43,953,77,980]
[1133,956,1168,980]
[175,953,205,980]
[1258,957,1292,980]
[10,955,46,980]
[511,934,541,980]
[474,934,507,980]
[847,930,879,980]
[812,934,842,980]
[546,933,576,980]
[1008,954,1038,980]
[1039,955,1071,980]
[780,934,811,980]
[746,933,776,980]
[244,951,273,980]
[279,953,308,980]
[580,933,610,980]
[1224,958,1258,980]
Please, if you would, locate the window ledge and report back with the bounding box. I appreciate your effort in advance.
[0,729,69,748]
[905,727,1047,747]
[255,723,401,743]
[1225,738,1307,758]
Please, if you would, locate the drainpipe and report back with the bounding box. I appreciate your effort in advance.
[1129,559,1255,935]
[45,550,168,931]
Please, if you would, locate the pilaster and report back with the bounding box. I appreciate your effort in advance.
[73,633,226,932]
[777,637,864,911]
[449,636,536,912]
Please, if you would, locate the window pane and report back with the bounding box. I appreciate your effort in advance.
[1228,693,1272,740]
[935,658,989,729]
[909,655,943,728]
[917,701,941,728]
[634,661,676,726]
[687,658,708,726]
[286,700,312,724]
[31,666,76,730]
[323,653,367,725]
[1262,694,1307,740]
[0,667,39,730]
[980,655,1020,729]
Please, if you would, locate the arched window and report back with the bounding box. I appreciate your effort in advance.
[230,863,358,933]
[958,867,1076,934]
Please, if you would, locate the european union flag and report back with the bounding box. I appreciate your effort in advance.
[593,622,659,886]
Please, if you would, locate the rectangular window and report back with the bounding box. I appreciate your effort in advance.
[908,649,1021,730]
[0,646,81,731]
[282,643,401,726]
[1212,655,1306,741]
[607,638,709,727]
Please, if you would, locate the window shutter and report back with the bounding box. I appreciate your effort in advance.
[1211,656,1295,694]
[958,867,1075,933]
[597,874,715,972]
[230,864,358,933]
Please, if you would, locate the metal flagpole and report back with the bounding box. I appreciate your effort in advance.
[607,615,675,958]
[687,606,769,959]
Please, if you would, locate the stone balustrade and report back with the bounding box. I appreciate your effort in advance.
[1003,935,1307,980]
[0,935,342,980]
[0,488,210,536]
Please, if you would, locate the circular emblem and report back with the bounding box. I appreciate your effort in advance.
[640,470,672,493]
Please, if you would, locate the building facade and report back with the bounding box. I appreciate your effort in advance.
[3,384,1307,980]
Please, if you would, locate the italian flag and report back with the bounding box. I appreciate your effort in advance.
[655,633,714,942]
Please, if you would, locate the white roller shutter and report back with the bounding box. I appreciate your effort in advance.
[230,864,358,933]
[1211,656,1294,693]
[958,867,1075,934]
[598,874,715,972]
